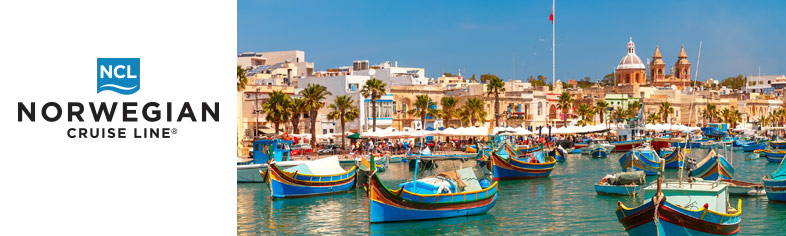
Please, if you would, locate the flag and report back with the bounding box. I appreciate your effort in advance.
[549,5,553,24]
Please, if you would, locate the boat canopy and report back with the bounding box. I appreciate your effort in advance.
[284,156,347,175]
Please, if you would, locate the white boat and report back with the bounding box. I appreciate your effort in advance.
[582,139,615,155]
[237,160,308,183]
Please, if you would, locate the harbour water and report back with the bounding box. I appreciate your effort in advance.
[238,149,786,235]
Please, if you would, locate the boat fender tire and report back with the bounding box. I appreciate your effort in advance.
[437,185,451,194]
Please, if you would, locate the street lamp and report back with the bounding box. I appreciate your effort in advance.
[255,87,260,139]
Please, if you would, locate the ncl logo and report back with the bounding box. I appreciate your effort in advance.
[97,58,140,95]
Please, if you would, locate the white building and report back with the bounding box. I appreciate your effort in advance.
[745,75,786,94]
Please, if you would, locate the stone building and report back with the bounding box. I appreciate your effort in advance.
[616,38,647,86]
[649,45,691,89]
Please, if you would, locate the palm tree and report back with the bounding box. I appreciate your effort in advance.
[408,95,440,131]
[659,102,674,123]
[627,100,642,118]
[577,104,594,125]
[300,84,332,148]
[360,77,387,131]
[486,76,506,126]
[703,104,718,124]
[288,97,308,134]
[327,95,359,153]
[556,92,574,127]
[441,96,459,128]
[262,90,291,136]
[462,98,487,126]
[595,100,608,127]
[613,108,627,123]
[646,112,661,124]
[237,65,248,91]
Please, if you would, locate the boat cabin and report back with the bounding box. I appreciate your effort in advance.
[644,180,730,213]
[251,139,293,164]
[702,123,729,138]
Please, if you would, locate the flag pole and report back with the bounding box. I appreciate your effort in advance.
[552,0,555,87]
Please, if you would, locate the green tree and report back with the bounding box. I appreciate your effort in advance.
[360,77,387,132]
[720,75,746,90]
[327,95,359,153]
[659,102,674,123]
[646,112,661,124]
[703,104,718,124]
[469,74,477,83]
[237,65,248,91]
[480,73,499,83]
[441,96,459,128]
[408,95,440,131]
[595,100,608,126]
[576,77,595,89]
[600,73,615,86]
[627,100,642,118]
[461,98,487,126]
[576,103,594,125]
[263,90,291,136]
[527,75,549,87]
[442,72,457,77]
[486,75,506,126]
[556,92,574,127]
[301,84,332,147]
[288,97,308,134]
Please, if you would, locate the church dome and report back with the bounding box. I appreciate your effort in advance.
[617,38,646,70]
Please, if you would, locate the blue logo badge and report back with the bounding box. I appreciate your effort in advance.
[97,58,140,95]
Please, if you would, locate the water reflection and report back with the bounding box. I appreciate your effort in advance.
[238,149,786,235]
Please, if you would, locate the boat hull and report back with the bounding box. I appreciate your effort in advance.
[770,141,786,149]
[594,184,639,196]
[617,198,742,236]
[591,150,607,158]
[611,140,645,152]
[490,152,555,180]
[689,155,735,180]
[743,143,767,152]
[266,163,356,199]
[763,178,786,202]
[368,173,498,223]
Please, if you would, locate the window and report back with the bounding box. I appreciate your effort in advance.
[537,102,542,116]
[348,83,358,92]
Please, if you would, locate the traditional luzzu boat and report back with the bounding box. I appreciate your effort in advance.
[659,147,685,168]
[237,139,307,183]
[594,171,645,196]
[688,150,735,180]
[770,140,786,149]
[583,139,615,157]
[762,149,786,163]
[762,157,786,202]
[609,139,646,152]
[264,156,356,199]
[550,145,567,162]
[742,141,767,152]
[651,137,684,150]
[619,144,662,176]
[489,150,556,180]
[616,178,742,235]
[367,151,498,222]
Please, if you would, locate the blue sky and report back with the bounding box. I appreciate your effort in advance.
[239,0,785,82]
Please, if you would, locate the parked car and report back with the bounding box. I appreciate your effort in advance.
[290,143,313,155]
[318,144,342,155]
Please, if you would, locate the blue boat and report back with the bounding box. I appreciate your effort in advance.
[772,140,786,149]
[616,180,742,235]
[490,151,556,180]
[550,146,567,162]
[265,156,356,199]
[590,146,608,158]
[763,157,786,202]
[659,147,684,168]
[732,138,749,147]
[618,146,662,175]
[688,150,735,180]
[595,184,641,196]
[238,139,299,183]
[368,160,498,222]
[743,142,767,152]
[763,149,786,163]
[595,171,644,196]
